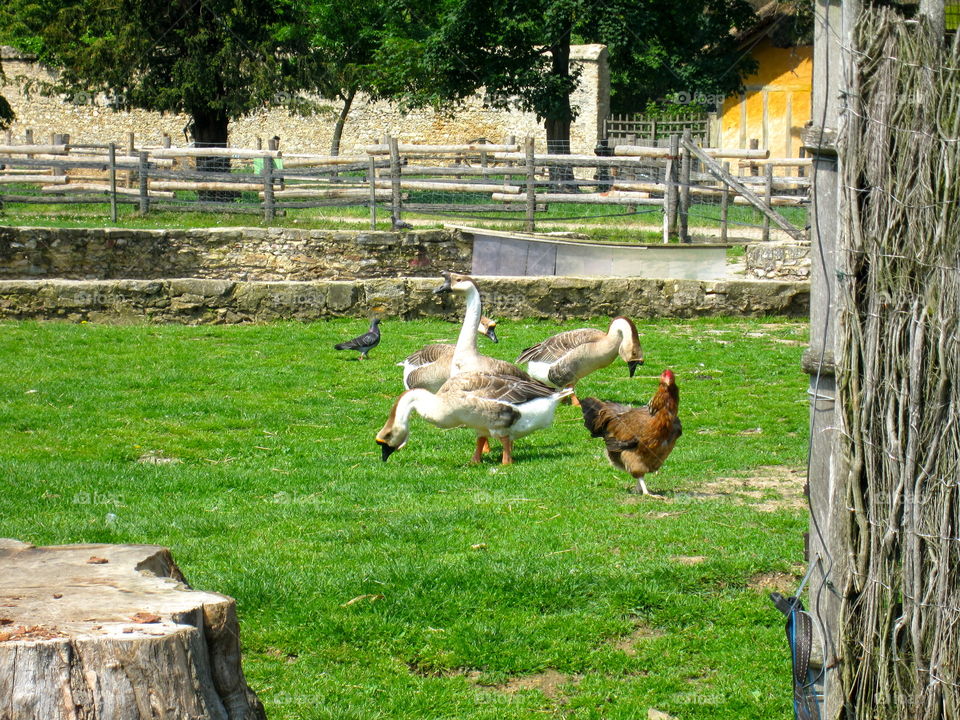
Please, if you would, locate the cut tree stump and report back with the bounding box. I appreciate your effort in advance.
[0,539,266,720]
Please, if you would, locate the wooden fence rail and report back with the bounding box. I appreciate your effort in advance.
[0,135,810,240]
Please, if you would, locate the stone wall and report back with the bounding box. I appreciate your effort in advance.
[0,276,809,324]
[0,226,472,281]
[745,241,812,280]
[1,45,609,155]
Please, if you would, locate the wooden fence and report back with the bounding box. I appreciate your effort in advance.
[0,133,809,241]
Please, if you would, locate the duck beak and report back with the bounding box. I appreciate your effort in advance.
[377,440,397,462]
[485,326,499,343]
[434,272,451,295]
[628,360,642,378]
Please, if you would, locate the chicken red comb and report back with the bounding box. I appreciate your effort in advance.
[661,369,675,383]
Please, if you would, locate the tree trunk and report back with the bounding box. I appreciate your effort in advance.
[0,538,266,720]
[545,40,576,191]
[330,87,357,157]
[189,108,238,203]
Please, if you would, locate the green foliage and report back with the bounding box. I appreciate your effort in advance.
[0,317,808,719]
[3,0,308,142]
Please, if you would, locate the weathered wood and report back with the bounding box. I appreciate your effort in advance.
[368,154,378,229]
[665,134,679,240]
[373,179,521,194]
[148,147,282,159]
[0,174,66,184]
[0,538,265,720]
[681,137,806,241]
[679,129,692,242]
[493,191,664,205]
[389,135,402,223]
[109,142,118,223]
[266,188,392,200]
[720,161,730,243]
[138,151,150,214]
[150,181,273,192]
[400,165,528,177]
[0,144,68,155]
[762,164,774,241]
[261,155,275,222]
[363,142,520,154]
[41,184,176,198]
[739,157,814,167]
[525,137,536,232]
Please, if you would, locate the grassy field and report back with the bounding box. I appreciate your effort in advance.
[0,316,810,719]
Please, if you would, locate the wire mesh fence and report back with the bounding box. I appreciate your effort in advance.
[0,133,809,242]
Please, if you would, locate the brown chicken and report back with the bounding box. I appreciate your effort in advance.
[580,369,681,495]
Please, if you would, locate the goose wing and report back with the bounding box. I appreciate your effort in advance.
[441,372,558,405]
[403,343,453,368]
[515,328,607,364]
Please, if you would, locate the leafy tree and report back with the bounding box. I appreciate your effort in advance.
[382,0,758,150]
[3,0,306,149]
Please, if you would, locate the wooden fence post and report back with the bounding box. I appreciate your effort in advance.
[749,138,760,175]
[127,132,136,189]
[720,161,730,244]
[762,163,773,242]
[679,129,692,243]
[261,155,275,223]
[525,137,536,232]
[665,134,680,240]
[109,143,118,224]
[137,151,149,215]
[388,135,402,225]
[368,155,378,229]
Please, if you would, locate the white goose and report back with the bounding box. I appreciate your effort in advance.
[398,315,499,393]
[515,317,645,405]
[376,371,573,465]
[435,271,530,379]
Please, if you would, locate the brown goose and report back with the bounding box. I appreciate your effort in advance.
[515,317,644,404]
[376,371,573,465]
[399,316,498,393]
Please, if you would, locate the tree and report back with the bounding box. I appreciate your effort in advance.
[296,0,396,156]
[3,0,306,150]
[382,0,758,151]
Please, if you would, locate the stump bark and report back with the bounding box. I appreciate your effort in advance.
[0,539,266,720]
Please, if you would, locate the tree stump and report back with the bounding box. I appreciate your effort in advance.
[0,539,266,720]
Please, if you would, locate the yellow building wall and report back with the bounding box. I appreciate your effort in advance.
[720,40,812,160]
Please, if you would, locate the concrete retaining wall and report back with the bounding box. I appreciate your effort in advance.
[0,276,809,324]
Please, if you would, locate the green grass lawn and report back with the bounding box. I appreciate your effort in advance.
[0,316,809,719]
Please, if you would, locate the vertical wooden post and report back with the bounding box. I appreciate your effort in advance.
[524,137,536,232]
[161,133,171,149]
[720,161,730,244]
[261,155,275,223]
[749,138,760,175]
[368,155,378,230]
[126,132,136,189]
[803,1,859,718]
[388,135,402,226]
[665,134,680,239]
[137,151,149,215]
[24,129,33,145]
[108,143,118,224]
[679,129,692,243]
[762,163,773,242]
